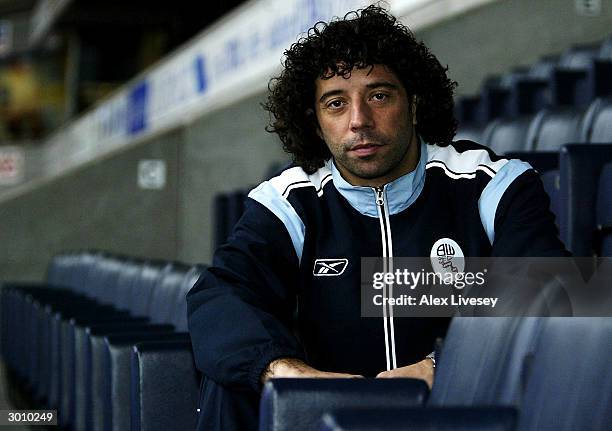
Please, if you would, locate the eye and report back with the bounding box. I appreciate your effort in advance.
[326,99,345,110]
[371,92,388,102]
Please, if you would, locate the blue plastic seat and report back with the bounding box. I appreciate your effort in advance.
[595,162,612,256]
[482,116,533,154]
[525,107,584,152]
[558,144,612,255]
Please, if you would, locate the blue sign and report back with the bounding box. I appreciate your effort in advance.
[194,56,208,94]
[127,81,149,135]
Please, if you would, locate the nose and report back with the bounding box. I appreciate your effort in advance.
[349,100,374,131]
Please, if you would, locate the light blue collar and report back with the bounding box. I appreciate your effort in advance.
[329,141,427,217]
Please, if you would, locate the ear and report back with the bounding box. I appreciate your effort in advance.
[411,95,418,125]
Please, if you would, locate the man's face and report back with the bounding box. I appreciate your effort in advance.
[314,64,418,187]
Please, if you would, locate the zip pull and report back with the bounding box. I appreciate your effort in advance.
[375,187,385,207]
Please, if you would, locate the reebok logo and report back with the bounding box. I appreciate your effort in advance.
[313,259,348,276]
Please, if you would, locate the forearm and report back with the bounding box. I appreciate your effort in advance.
[261,357,363,384]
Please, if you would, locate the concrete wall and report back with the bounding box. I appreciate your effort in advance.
[0,93,288,280]
[177,93,288,265]
[0,132,181,281]
[415,0,612,96]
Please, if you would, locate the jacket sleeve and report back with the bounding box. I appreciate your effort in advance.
[491,169,570,257]
[186,198,305,392]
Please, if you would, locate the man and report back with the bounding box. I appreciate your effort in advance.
[187,6,566,430]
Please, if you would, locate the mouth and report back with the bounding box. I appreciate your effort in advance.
[349,143,383,157]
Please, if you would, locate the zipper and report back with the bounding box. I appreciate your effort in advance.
[375,187,385,206]
[374,187,397,371]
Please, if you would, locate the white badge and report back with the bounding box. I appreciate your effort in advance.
[430,238,465,276]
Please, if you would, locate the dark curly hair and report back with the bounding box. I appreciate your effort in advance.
[264,5,457,174]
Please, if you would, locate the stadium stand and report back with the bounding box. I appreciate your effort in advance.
[1,11,612,431]
[0,252,204,431]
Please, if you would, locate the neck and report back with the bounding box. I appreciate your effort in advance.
[340,134,420,188]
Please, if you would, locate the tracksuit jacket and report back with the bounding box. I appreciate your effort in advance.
[186,140,567,392]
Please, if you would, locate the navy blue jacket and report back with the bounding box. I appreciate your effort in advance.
[187,141,567,392]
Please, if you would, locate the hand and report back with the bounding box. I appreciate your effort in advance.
[375,358,434,389]
[261,358,363,384]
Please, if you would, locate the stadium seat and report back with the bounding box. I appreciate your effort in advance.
[455,95,481,125]
[558,44,600,70]
[594,162,612,256]
[482,116,533,154]
[558,144,612,256]
[540,170,561,222]
[259,378,429,431]
[90,264,203,431]
[516,318,612,430]
[131,340,201,431]
[584,97,612,142]
[58,259,166,428]
[429,318,541,407]
[455,125,486,143]
[320,407,517,431]
[71,262,183,431]
[528,56,559,80]
[213,193,230,250]
[524,107,584,152]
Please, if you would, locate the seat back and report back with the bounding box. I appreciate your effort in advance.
[581,97,612,142]
[455,95,481,125]
[213,194,230,251]
[227,190,247,233]
[558,144,612,255]
[540,170,561,222]
[526,108,583,152]
[58,252,99,294]
[46,253,70,287]
[589,98,612,142]
[518,318,612,431]
[148,263,190,324]
[172,265,205,331]
[477,84,510,123]
[113,259,145,311]
[128,262,167,317]
[259,379,429,431]
[506,78,549,117]
[455,126,485,144]
[558,44,599,69]
[596,163,612,256]
[599,36,612,60]
[429,318,541,407]
[528,56,559,79]
[81,253,112,299]
[482,117,532,154]
[94,255,124,304]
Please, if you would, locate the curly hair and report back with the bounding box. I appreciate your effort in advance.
[264,5,457,174]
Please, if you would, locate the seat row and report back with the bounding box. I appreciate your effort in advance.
[456,44,612,258]
[260,316,612,431]
[509,144,612,257]
[463,96,612,154]
[0,251,204,431]
[456,36,612,130]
